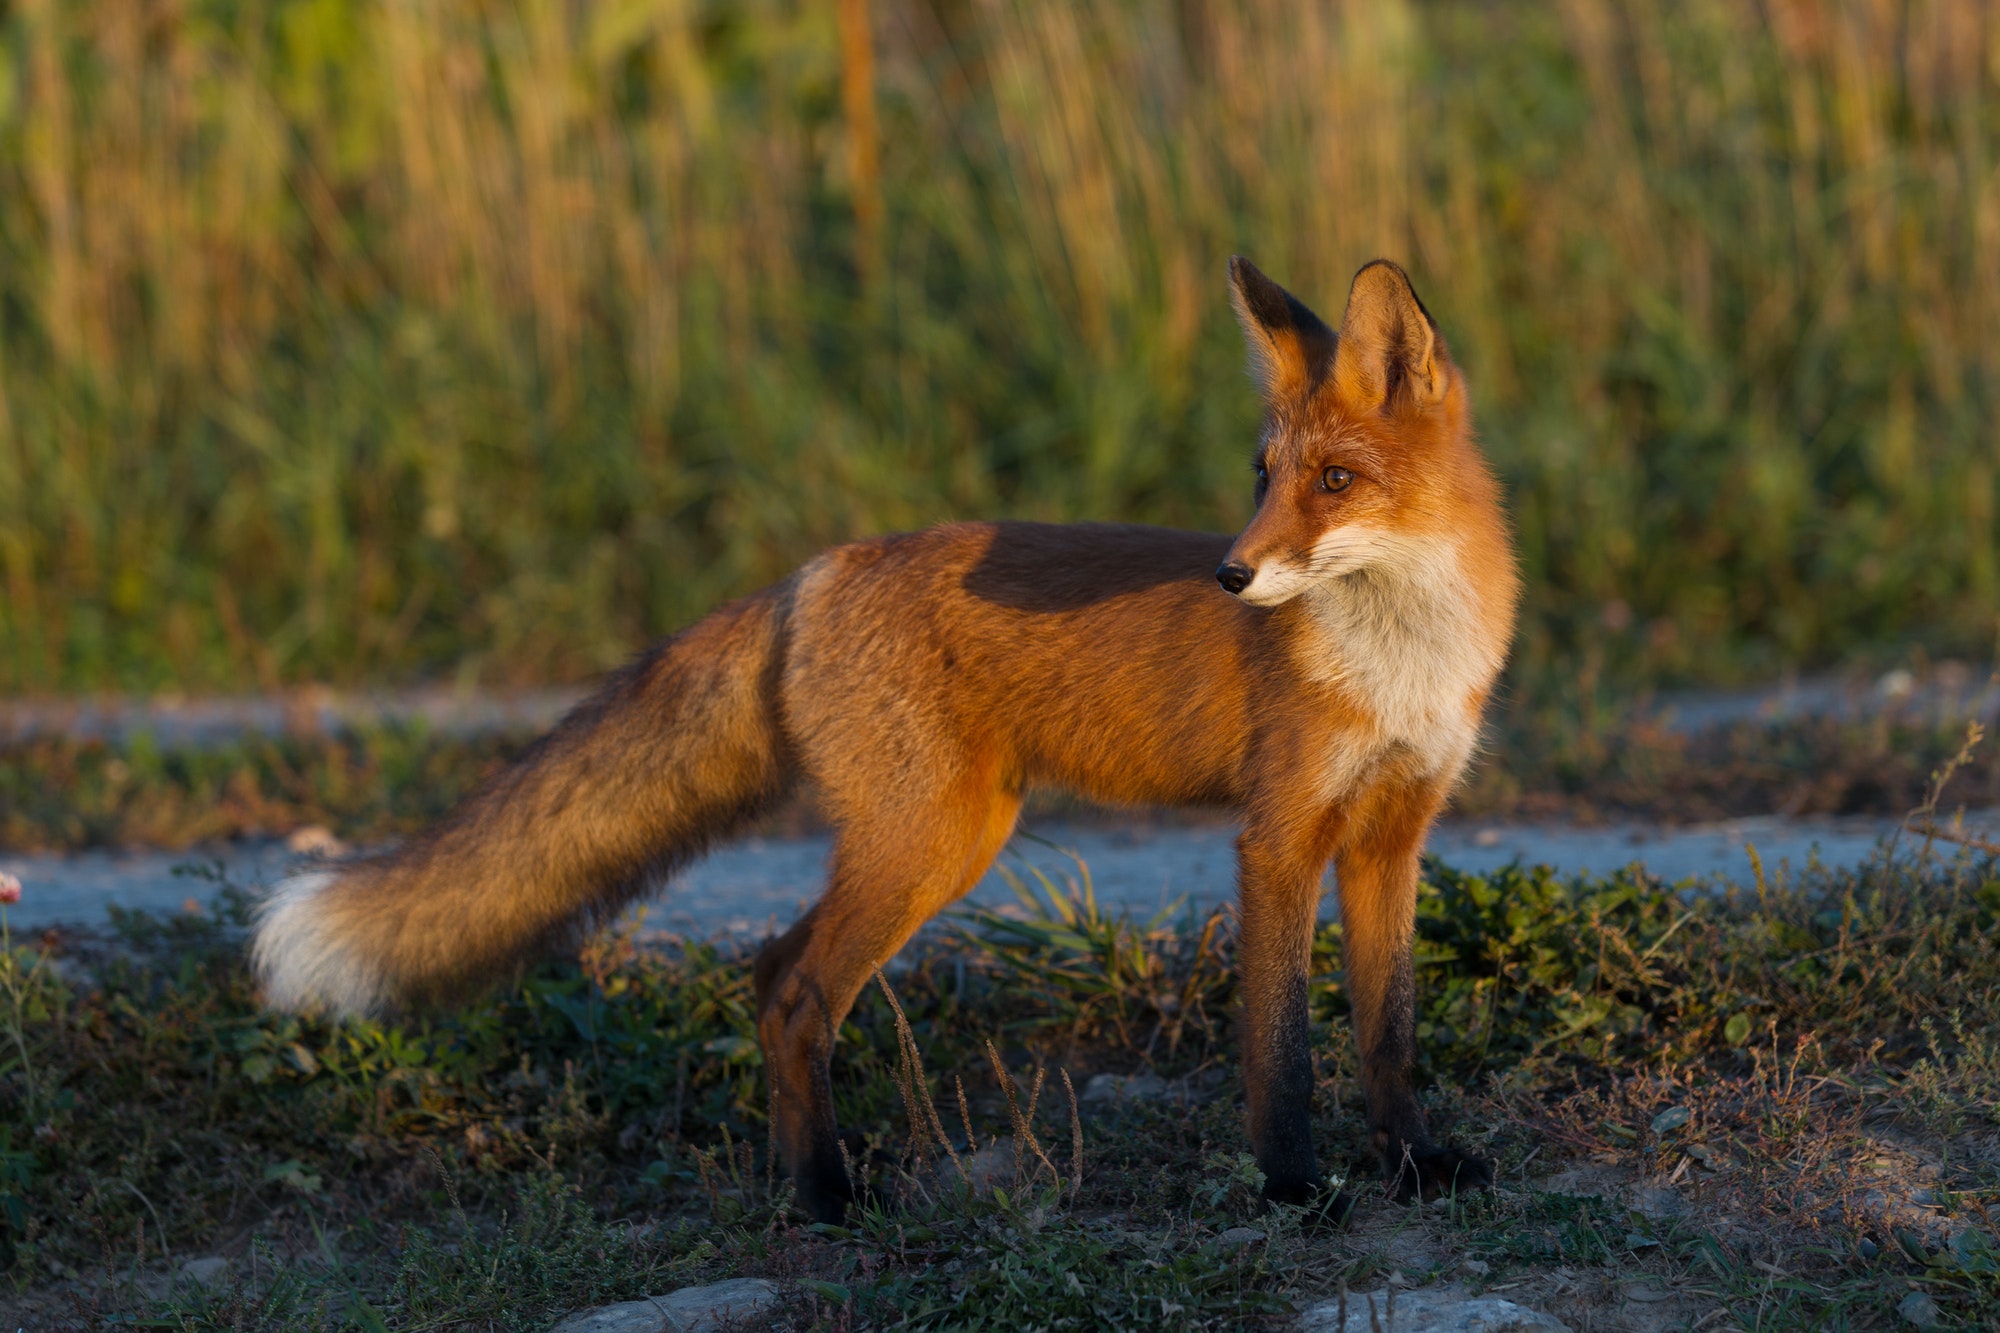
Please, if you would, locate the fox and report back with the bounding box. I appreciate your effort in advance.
[252,257,1519,1223]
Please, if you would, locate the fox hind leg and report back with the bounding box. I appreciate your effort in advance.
[757,779,1020,1222]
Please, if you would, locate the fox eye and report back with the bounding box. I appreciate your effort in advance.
[1254,462,1269,485]
[1321,466,1353,492]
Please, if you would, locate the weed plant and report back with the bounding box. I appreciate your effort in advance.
[2,1,1998,694]
[0,829,1995,1327]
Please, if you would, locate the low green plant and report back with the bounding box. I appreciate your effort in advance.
[2,835,1997,1328]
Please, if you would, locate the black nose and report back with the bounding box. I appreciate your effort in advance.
[1216,562,1253,595]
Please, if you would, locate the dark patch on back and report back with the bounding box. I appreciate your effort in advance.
[960,521,1232,612]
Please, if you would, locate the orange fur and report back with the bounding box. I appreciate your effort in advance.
[253,258,1520,1221]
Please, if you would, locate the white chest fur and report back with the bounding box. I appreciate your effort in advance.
[1296,537,1504,796]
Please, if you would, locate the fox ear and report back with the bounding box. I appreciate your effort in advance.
[1229,256,1336,402]
[1332,260,1449,414]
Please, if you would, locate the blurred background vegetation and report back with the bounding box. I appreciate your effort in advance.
[0,0,1995,698]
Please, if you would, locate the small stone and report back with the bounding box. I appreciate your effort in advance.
[285,825,349,858]
[178,1256,229,1289]
[1628,1186,1686,1221]
[1950,1224,1994,1260]
[550,1279,782,1333]
[1300,1285,1570,1333]
[546,1302,665,1333]
[1648,1107,1690,1135]
[1461,1259,1490,1277]
[954,1137,1020,1193]
[1877,668,1916,700]
[1897,1292,1941,1329]
[1080,1072,1169,1105]
[1217,1227,1266,1250]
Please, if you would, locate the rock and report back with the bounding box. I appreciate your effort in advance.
[1950,1223,1995,1261]
[549,1299,664,1333]
[1897,1292,1941,1329]
[1081,1072,1169,1105]
[1300,1286,1569,1333]
[284,825,349,858]
[1538,1165,1626,1201]
[1648,1107,1690,1135]
[549,1279,782,1333]
[177,1256,229,1289]
[1217,1227,1266,1250]
[1628,1187,1685,1221]
[955,1137,1021,1193]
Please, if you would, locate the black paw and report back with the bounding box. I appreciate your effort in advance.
[1260,1175,1357,1229]
[1259,1171,1320,1208]
[795,1157,857,1224]
[1386,1143,1492,1203]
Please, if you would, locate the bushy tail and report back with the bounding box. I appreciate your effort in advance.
[253,585,797,1017]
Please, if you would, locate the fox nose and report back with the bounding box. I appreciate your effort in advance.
[1216,562,1254,596]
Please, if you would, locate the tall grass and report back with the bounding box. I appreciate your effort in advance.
[1,0,1995,693]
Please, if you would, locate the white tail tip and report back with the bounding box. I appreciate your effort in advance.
[251,871,391,1018]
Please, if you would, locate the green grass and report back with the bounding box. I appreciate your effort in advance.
[2,0,1998,695]
[1,834,1997,1329]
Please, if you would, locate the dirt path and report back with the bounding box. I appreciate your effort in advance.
[4,670,1994,934]
[2,809,1948,937]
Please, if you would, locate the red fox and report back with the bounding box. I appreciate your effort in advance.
[253,258,1519,1222]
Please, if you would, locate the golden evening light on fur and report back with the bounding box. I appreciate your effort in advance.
[253,259,1518,1223]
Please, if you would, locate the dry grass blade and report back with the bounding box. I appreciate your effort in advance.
[956,1075,981,1155]
[1061,1068,1084,1204]
[1882,719,1995,866]
[1899,820,2000,857]
[983,1038,1060,1190]
[874,968,966,1182]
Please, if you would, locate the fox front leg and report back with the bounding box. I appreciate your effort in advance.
[1234,819,1339,1207]
[1335,780,1492,1200]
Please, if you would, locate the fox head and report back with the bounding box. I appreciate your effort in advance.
[1216,258,1498,608]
